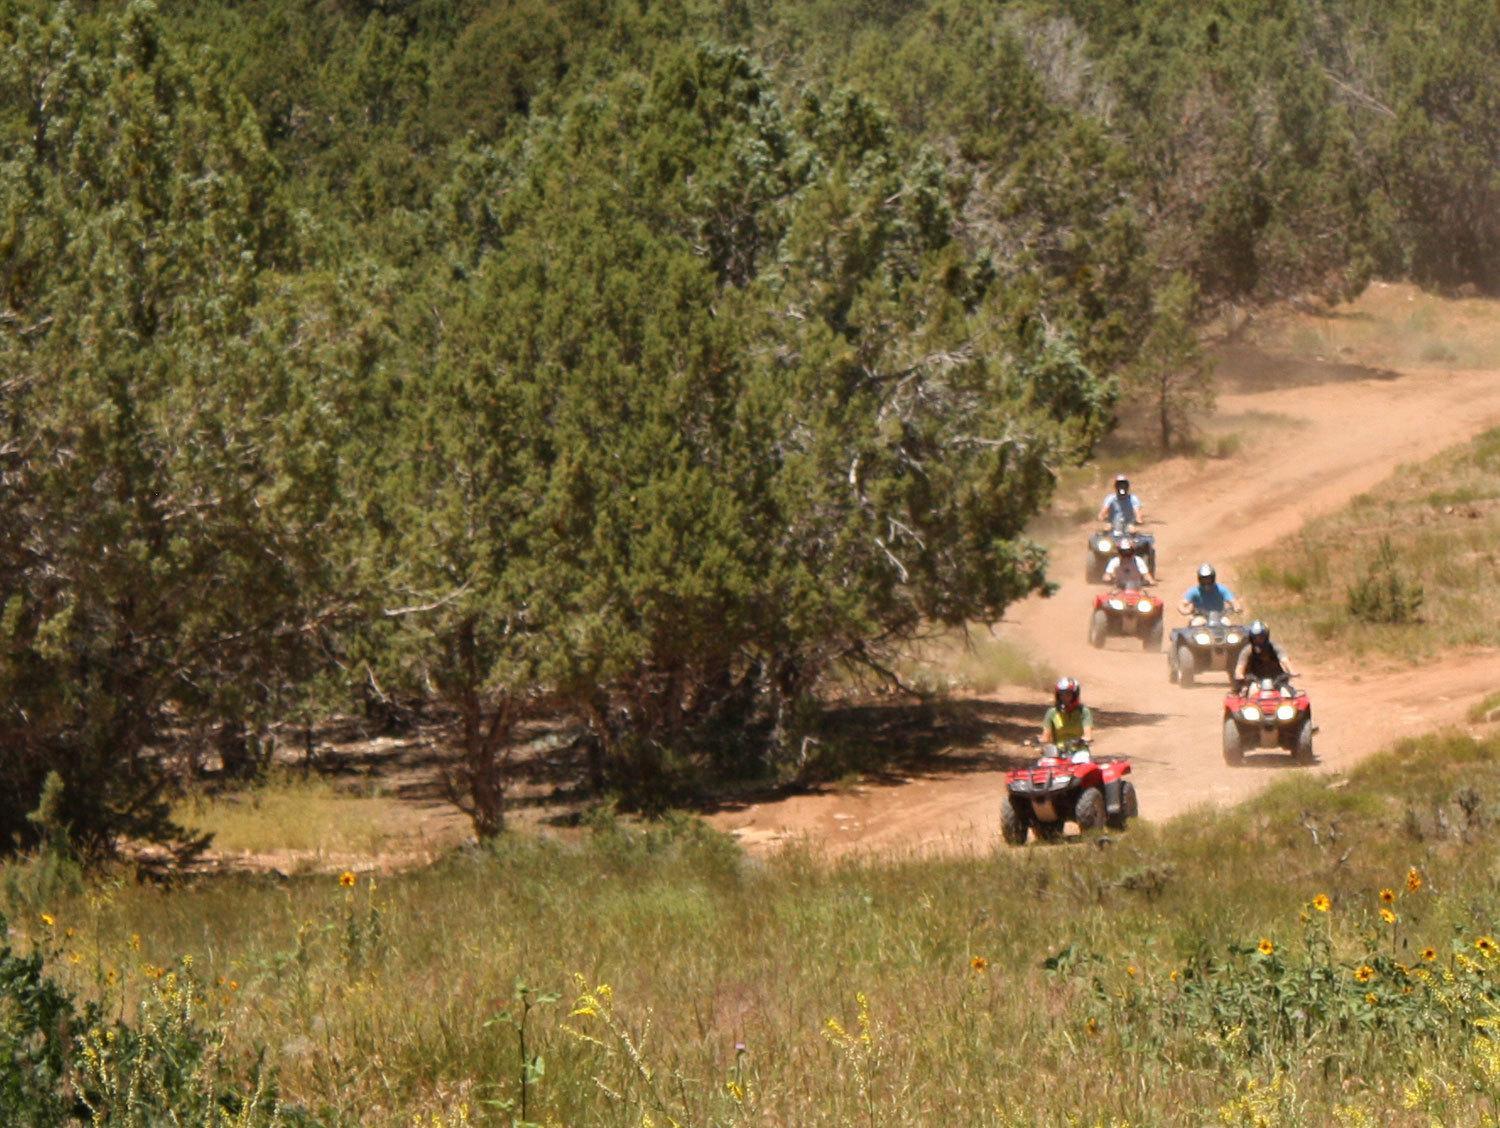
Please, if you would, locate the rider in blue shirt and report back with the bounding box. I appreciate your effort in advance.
[1179,563,1241,617]
[1098,474,1144,526]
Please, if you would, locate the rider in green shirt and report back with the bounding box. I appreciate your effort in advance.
[1040,677,1094,750]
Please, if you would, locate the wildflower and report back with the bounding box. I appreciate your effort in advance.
[1258,938,1275,956]
[725,1080,744,1103]
[970,955,989,973]
[143,965,165,980]
[40,913,55,928]
[1353,964,1375,984]
[129,933,141,951]
[1085,1017,1100,1037]
[1381,908,1397,925]
[1169,969,1180,983]
[1420,947,1437,962]
[1126,965,1138,978]
[1312,894,1331,913]
[1406,867,1422,893]
[1365,992,1378,1006]
[1379,888,1396,905]
[339,871,357,889]
[228,980,238,991]
[1475,936,1497,957]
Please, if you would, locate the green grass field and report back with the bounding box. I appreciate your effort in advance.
[1241,426,1500,659]
[8,727,1500,1125]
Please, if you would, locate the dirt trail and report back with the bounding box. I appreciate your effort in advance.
[715,357,1500,856]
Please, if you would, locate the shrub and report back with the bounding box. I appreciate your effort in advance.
[1346,538,1424,624]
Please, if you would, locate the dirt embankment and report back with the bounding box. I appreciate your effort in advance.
[714,290,1500,855]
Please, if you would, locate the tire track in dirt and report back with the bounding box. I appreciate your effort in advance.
[714,360,1500,855]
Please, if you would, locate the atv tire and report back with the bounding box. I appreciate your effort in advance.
[1085,553,1100,585]
[1088,610,1108,649]
[1222,717,1245,766]
[1106,780,1138,831]
[1143,619,1163,652]
[1000,800,1028,846]
[1294,719,1314,764]
[1074,786,1105,833]
[1175,645,1196,687]
[1035,821,1065,843]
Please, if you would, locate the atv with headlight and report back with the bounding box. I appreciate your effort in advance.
[1222,675,1313,765]
[1168,612,1248,686]
[1084,518,1157,583]
[1001,739,1137,845]
[1088,587,1164,651]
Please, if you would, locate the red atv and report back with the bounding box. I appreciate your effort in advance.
[1001,739,1138,845]
[1222,675,1314,765]
[1089,588,1165,651]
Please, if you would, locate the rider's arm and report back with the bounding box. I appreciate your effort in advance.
[1080,706,1095,741]
[1132,496,1144,523]
[1039,709,1056,744]
[1233,648,1251,683]
[1276,645,1296,678]
[1137,556,1155,585]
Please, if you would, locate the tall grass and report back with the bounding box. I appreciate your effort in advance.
[7,730,1500,1124]
[1241,426,1500,658]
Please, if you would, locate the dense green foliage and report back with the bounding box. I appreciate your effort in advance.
[2,0,1497,850]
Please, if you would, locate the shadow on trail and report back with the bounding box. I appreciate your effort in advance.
[694,696,1173,816]
[1215,344,1400,393]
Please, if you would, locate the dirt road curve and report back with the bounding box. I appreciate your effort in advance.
[713,358,1500,856]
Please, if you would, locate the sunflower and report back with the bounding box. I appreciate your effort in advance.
[1379,888,1396,905]
[1380,908,1397,925]
[1258,938,1275,956]
[1420,947,1438,962]
[1475,936,1497,957]
[1312,894,1332,913]
[339,870,357,889]
[1353,964,1375,984]
[970,955,989,973]
[1406,867,1423,893]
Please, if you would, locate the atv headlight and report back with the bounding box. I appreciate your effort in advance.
[1241,705,1262,722]
[1194,631,1212,645]
[1137,600,1154,614]
[1225,632,1241,644]
[1107,598,1125,611]
[1096,538,1112,552]
[1276,704,1297,722]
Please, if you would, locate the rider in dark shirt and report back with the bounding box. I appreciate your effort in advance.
[1233,620,1297,687]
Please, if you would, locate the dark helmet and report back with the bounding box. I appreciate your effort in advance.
[1113,474,1130,496]
[1197,563,1216,587]
[1116,535,1135,556]
[1248,620,1271,649]
[1054,676,1082,711]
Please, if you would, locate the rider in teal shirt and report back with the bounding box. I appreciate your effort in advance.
[1180,563,1241,617]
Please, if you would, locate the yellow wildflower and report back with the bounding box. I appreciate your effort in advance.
[1381,908,1397,925]
[1406,867,1422,893]
[1258,938,1275,956]
[1126,965,1138,978]
[1475,936,1496,957]
[1312,894,1331,913]
[1365,992,1378,1006]
[1379,888,1396,905]
[1420,947,1437,962]
[970,955,989,973]
[339,871,357,889]
[39,913,55,928]
[1353,964,1375,984]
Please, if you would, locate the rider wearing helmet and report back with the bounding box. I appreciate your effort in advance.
[1039,677,1094,750]
[1234,620,1296,687]
[1103,535,1155,589]
[1179,563,1241,617]
[1098,474,1144,527]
